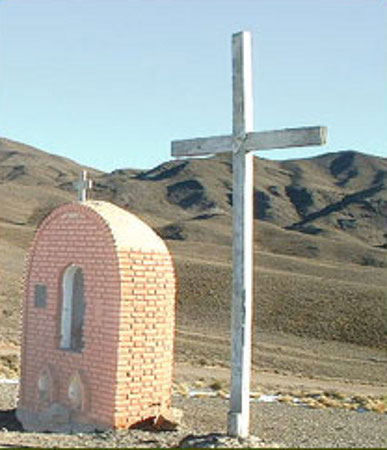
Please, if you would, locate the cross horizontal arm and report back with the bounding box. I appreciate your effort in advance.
[244,126,327,152]
[172,126,327,157]
[171,134,234,157]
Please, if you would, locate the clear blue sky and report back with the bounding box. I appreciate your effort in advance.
[1,0,386,172]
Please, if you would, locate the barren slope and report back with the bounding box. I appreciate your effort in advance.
[0,137,386,356]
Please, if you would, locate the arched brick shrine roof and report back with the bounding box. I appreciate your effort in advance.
[37,200,168,254]
[85,201,167,253]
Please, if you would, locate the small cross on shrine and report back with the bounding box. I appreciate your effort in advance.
[73,170,93,202]
[171,31,327,438]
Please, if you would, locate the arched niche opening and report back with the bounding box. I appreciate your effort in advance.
[60,265,86,352]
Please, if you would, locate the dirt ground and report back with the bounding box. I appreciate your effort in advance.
[1,327,386,448]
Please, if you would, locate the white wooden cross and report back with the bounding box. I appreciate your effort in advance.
[171,31,327,438]
[73,170,93,202]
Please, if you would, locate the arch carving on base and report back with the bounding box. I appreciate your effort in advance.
[68,370,89,413]
[36,365,57,407]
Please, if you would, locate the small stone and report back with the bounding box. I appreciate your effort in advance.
[154,415,178,431]
[154,407,183,431]
[278,394,293,404]
[302,398,318,408]
[217,390,229,399]
[250,391,263,399]
[372,401,386,414]
[179,433,281,448]
[177,383,190,396]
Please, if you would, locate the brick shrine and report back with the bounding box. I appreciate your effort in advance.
[16,200,176,432]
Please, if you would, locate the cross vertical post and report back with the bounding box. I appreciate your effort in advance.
[74,170,93,202]
[170,30,327,441]
[228,31,254,439]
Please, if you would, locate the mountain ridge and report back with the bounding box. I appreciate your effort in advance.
[0,137,386,349]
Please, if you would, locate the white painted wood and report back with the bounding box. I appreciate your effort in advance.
[171,126,327,157]
[228,30,254,439]
[172,134,235,157]
[232,31,254,136]
[73,170,92,202]
[244,126,327,152]
[170,30,327,439]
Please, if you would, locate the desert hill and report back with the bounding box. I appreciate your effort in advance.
[0,137,102,226]
[0,137,386,360]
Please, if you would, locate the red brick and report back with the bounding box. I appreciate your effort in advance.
[19,201,176,430]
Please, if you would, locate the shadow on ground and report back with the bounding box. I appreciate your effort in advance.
[0,409,23,432]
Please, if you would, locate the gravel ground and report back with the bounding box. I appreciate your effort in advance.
[175,396,387,448]
[1,384,386,448]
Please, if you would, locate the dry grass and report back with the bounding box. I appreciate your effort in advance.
[0,137,386,388]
